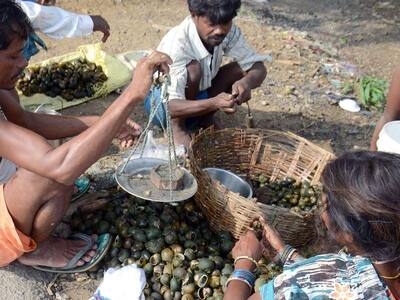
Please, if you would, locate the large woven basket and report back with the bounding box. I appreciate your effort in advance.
[188,127,334,247]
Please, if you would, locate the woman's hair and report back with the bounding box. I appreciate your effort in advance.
[321,151,400,262]
[0,0,32,50]
[187,0,241,25]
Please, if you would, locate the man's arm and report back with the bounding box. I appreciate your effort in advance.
[0,91,136,186]
[17,0,110,42]
[239,62,267,90]
[169,93,236,119]
[24,112,98,139]
[169,98,217,119]
[168,62,266,118]
[232,62,267,105]
[0,89,98,140]
[164,62,237,118]
[371,67,400,150]
[224,25,269,104]
[0,52,171,186]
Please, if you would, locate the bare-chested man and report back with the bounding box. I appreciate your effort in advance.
[0,1,172,272]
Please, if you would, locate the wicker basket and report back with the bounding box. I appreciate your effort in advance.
[188,127,334,247]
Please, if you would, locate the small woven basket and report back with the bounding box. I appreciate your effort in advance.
[188,127,334,247]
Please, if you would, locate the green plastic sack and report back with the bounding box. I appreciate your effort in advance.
[19,43,132,112]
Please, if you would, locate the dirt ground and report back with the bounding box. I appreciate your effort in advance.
[32,0,400,155]
[2,0,400,299]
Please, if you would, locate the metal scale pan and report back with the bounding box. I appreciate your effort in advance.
[115,157,198,203]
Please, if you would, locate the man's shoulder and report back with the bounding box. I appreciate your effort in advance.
[159,17,192,47]
[0,90,23,112]
[158,17,195,62]
[222,23,243,48]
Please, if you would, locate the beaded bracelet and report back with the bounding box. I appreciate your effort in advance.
[234,256,259,269]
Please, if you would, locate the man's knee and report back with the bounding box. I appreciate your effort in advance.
[3,168,73,239]
[13,169,73,199]
[171,118,191,147]
[187,60,202,83]
[222,62,245,79]
[186,60,202,98]
[171,117,187,131]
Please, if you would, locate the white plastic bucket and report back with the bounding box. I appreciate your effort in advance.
[377,121,400,155]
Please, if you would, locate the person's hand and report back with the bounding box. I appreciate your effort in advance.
[115,118,142,149]
[232,231,262,271]
[259,217,285,260]
[232,80,251,105]
[37,0,56,5]
[128,51,172,100]
[90,15,111,43]
[212,92,236,114]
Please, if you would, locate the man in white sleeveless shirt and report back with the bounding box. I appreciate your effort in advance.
[0,1,172,272]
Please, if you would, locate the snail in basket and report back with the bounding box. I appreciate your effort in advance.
[69,191,282,299]
[17,58,108,101]
[254,176,321,213]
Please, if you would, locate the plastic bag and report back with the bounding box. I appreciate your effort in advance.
[129,130,186,161]
[91,265,146,300]
[20,43,131,112]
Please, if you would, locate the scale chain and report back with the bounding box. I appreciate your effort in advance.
[118,73,178,202]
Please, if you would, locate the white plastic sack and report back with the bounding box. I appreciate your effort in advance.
[91,265,146,300]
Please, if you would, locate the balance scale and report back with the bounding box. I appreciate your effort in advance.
[115,73,197,203]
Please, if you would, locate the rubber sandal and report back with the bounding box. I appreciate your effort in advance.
[71,176,90,202]
[33,233,112,274]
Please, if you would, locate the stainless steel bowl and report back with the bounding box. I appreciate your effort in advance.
[204,168,253,199]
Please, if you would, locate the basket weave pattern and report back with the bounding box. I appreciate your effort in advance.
[188,127,334,247]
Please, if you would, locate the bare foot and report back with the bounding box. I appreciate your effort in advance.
[18,235,97,268]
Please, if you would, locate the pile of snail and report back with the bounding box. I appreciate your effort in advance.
[254,176,321,213]
[70,192,282,300]
[17,58,108,100]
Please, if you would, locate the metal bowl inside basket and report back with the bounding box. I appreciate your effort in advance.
[204,168,253,199]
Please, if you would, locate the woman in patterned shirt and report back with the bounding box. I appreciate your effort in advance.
[224,151,400,299]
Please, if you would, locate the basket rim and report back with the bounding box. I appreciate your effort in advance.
[189,127,335,157]
[188,126,335,214]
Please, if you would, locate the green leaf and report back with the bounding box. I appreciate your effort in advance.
[359,80,366,105]
[358,75,388,108]
[365,83,371,105]
[342,81,354,94]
